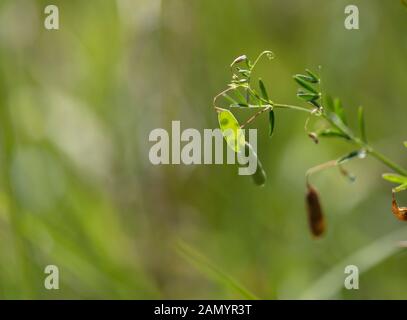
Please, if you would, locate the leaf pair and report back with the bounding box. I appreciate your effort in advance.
[258,78,275,137]
[294,69,321,108]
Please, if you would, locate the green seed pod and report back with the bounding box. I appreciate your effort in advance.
[306,184,326,237]
[252,156,266,186]
[245,142,266,186]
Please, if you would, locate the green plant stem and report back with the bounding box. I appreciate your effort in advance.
[228,100,407,176]
[365,148,407,176]
[324,113,407,176]
[316,111,407,176]
[273,103,313,113]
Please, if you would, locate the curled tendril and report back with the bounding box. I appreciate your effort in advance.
[250,50,275,69]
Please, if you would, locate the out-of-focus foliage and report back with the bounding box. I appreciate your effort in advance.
[0,0,406,299]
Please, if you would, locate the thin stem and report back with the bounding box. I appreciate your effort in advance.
[367,148,407,176]
[275,103,407,176]
[240,106,271,128]
[306,160,338,185]
[250,50,275,69]
[274,103,313,113]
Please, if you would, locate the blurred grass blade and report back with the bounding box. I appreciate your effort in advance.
[299,227,407,299]
[358,106,367,143]
[175,240,259,300]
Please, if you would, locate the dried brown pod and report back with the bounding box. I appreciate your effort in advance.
[306,183,326,237]
[392,192,407,221]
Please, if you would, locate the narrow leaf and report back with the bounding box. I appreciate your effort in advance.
[358,106,367,143]
[325,95,334,112]
[394,183,407,193]
[404,141,407,148]
[305,69,320,83]
[334,98,347,125]
[232,88,249,106]
[269,110,275,137]
[293,75,318,94]
[337,150,365,165]
[328,113,354,138]
[258,78,269,102]
[297,91,320,102]
[295,74,318,84]
[222,93,238,106]
[318,129,350,140]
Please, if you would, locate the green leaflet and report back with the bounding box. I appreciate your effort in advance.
[382,173,407,193]
[305,69,319,83]
[382,173,407,184]
[297,91,320,102]
[318,129,349,140]
[333,98,348,125]
[337,150,366,165]
[258,78,269,102]
[394,183,407,193]
[325,95,334,112]
[269,110,275,137]
[293,75,318,94]
[218,109,245,152]
[328,113,354,139]
[222,93,238,106]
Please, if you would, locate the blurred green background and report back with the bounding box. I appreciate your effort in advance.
[0,0,406,299]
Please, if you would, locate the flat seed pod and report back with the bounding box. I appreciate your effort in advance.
[306,184,326,237]
[245,142,266,186]
[218,109,245,152]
